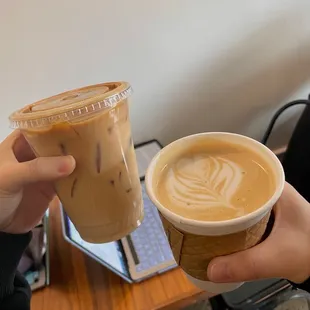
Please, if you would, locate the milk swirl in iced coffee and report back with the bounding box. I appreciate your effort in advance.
[10,82,143,243]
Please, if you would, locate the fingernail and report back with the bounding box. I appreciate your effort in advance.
[208,261,229,283]
[58,156,76,174]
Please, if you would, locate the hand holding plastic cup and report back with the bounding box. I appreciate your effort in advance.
[9,82,144,243]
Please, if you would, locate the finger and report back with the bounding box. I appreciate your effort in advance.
[1,130,21,148]
[207,238,283,283]
[12,133,36,162]
[0,131,35,164]
[276,182,308,213]
[0,131,22,160]
[0,156,76,192]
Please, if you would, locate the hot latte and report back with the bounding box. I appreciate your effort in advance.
[156,139,276,221]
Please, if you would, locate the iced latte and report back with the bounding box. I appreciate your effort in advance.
[10,82,143,243]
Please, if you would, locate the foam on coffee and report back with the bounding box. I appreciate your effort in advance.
[156,139,276,221]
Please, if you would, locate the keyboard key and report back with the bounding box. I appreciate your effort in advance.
[128,183,176,273]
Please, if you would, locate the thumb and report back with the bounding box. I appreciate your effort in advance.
[207,240,282,283]
[1,156,76,192]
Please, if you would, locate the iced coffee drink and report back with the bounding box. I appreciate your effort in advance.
[10,82,143,243]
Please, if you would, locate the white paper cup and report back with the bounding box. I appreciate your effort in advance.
[145,132,285,294]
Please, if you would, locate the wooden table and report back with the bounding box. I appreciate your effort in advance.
[32,200,211,310]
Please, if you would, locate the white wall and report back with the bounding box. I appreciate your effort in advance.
[1,0,310,148]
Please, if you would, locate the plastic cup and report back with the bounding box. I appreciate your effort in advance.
[10,82,143,243]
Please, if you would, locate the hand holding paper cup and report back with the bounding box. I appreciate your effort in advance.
[145,132,285,294]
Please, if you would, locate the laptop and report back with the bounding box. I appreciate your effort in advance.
[61,140,177,283]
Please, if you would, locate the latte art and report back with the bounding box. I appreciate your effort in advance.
[166,155,244,212]
[156,139,275,221]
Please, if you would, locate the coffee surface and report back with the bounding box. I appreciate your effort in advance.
[156,139,275,221]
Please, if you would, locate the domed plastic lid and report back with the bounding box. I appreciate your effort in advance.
[9,82,132,129]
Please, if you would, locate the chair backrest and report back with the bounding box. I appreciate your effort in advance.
[282,104,310,201]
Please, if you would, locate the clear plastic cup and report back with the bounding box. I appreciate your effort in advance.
[10,82,143,243]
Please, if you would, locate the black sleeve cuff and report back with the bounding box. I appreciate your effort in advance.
[0,231,32,299]
[289,277,310,292]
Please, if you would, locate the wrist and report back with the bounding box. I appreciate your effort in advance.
[288,233,310,283]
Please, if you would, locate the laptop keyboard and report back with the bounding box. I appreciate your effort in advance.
[129,184,176,273]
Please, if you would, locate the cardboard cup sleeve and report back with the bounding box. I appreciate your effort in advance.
[160,212,271,281]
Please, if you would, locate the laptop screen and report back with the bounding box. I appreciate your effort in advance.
[63,212,131,280]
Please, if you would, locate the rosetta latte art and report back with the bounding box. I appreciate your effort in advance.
[166,155,244,211]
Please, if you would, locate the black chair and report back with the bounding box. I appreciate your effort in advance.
[262,95,310,201]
